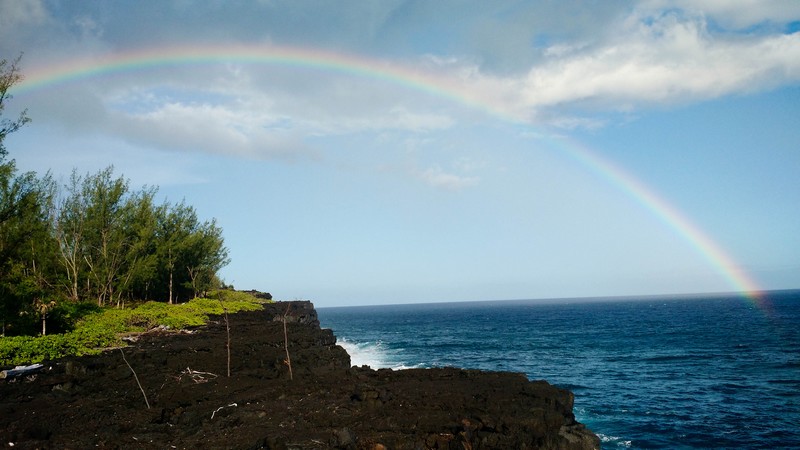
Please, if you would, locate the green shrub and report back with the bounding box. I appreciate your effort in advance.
[46,301,104,334]
[0,290,270,366]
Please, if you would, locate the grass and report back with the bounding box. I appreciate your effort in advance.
[0,290,269,366]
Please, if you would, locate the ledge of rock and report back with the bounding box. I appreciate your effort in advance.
[0,301,600,449]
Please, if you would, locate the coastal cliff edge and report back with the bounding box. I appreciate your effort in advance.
[0,301,600,449]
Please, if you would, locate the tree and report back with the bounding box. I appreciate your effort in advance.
[52,167,230,306]
[150,201,229,303]
[185,219,229,298]
[0,55,30,158]
[118,185,159,304]
[55,168,165,307]
[80,167,131,306]
[0,164,59,335]
[155,201,196,304]
[0,54,62,335]
[54,170,87,301]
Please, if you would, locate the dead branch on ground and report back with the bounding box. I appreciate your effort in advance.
[119,348,150,409]
[176,367,219,384]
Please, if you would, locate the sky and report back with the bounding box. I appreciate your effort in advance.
[1,0,798,306]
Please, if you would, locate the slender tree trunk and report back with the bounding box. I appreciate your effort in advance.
[67,244,80,301]
[56,226,82,301]
[169,268,173,304]
[187,266,199,299]
[168,247,174,304]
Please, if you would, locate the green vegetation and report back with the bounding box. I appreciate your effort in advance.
[0,55,235,339]
[0,290,267,365]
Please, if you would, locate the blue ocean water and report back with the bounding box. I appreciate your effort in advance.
[318,291,800,449]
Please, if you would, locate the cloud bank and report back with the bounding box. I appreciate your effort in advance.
[2,0,799,187]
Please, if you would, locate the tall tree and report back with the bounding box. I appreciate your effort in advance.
[80,167,131,306]
[0,55,61,335]
[54,170,86,301]
[114,184,159,306]
[184,219,229,298]
[0,55,30,159]
[0,163,59,334]
[154,201,196,304]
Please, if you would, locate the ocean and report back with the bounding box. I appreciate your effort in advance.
[317,290,800,449]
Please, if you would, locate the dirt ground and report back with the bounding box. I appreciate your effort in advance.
[0,301,599,449]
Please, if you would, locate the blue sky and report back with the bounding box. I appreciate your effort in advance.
[1,1,798,306]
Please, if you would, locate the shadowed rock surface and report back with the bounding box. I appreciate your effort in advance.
[0,301,599,449]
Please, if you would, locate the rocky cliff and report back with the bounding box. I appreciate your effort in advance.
[0,301,600,449]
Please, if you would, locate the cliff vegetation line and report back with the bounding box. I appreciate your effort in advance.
[0,290,268,366]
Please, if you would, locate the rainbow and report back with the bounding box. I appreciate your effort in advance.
[11,44,767,308]
[14,44,501,116]
[555,138,767,306]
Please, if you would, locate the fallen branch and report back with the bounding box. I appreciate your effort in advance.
[0,364,43,380]
[210,402,238,419]
[176,367,218,384]
[119,348,150,409]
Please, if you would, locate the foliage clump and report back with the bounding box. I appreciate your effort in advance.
[0,290,268,365]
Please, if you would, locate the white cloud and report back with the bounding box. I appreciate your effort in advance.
[73,15,104,40]
[509,12,800,115]
[317,6,800,127]
[0,0,54,54]
[8,0,800,153]
[414,166,479,191]
[309,107,455,135]
[109,101,315,160]
[97,85,457,159]
[0,0,115,61]
[452,157,486,173]
[0,0,48,30]
[540,115,608,130]
[641,0,800,29]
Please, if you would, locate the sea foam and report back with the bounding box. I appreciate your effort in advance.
[337,338,421,370]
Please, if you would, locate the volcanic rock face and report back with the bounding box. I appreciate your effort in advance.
[0,301,599,449]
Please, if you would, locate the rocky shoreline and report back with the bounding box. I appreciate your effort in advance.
[0,301,600,449]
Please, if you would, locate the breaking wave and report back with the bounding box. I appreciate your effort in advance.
[336,338,422,370]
